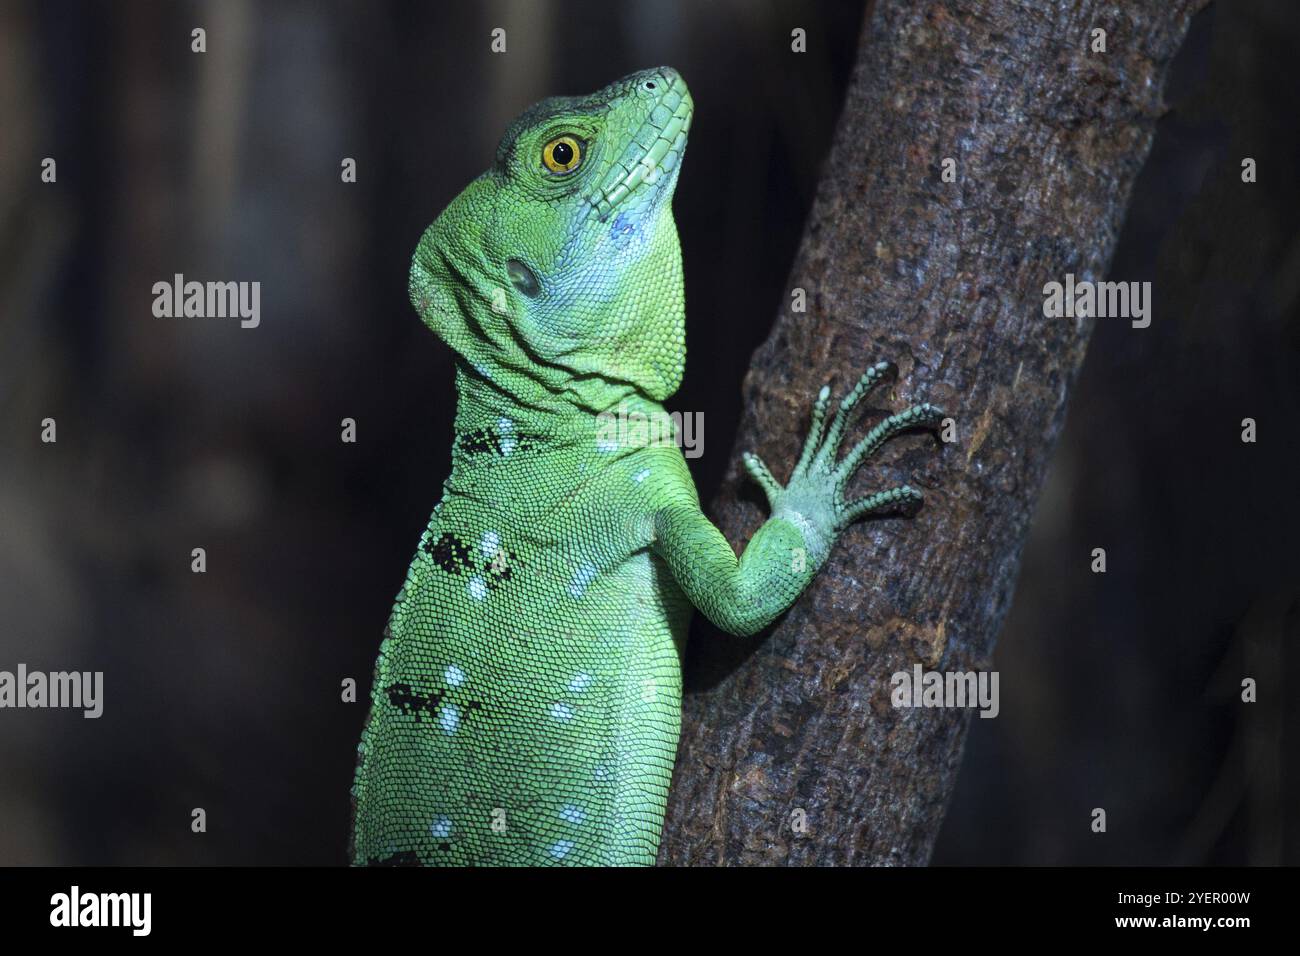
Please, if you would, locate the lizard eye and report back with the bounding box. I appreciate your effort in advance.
[541,135,583,174]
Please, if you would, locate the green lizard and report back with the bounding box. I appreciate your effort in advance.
[349,67,944,866]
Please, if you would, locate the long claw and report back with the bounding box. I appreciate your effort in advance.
[836,402,945,482]
[819,362,897,464]
[793,385,832,477]
[841,485,924,525]
[742,451,782,508]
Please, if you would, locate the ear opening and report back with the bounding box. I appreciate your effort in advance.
[506,259,541,298]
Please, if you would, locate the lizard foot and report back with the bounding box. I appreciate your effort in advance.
[742,362,945,542]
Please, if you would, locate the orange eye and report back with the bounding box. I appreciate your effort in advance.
[542,136,583,174]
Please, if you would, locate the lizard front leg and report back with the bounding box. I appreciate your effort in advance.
[652,361,944,636]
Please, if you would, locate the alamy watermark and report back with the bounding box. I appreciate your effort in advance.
[891,663,999,719]
[595,403,703,459]
[152,273,260,328]
[50,886,150,936]
[0,664,103,718]
[1043,272,1150,328]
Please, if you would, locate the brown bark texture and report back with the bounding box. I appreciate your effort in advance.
[660,0,1206,865]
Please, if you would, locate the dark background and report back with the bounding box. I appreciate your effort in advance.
[0,0,1295,865]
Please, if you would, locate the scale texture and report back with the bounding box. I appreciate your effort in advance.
[349,67,942,866]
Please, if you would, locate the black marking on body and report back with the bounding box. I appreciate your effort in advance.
[424,532,473,574]
[385,682,485,724]
[386,682,445,720]
[422,531,520,590]
[455,427,543,456]
[483,547,518,589]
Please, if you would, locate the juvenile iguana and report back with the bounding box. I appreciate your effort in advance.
[349,66,944,866]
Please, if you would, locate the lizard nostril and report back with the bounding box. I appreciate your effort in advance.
[643,80,656,90]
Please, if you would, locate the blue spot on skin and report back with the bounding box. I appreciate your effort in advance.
[568,563,598,599]
[609,212,640,248]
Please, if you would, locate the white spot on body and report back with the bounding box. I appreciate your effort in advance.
[498,417,516,455]
[550,840,575,859]
[569,672,592,693]
[480,530,500,559]
[632,468,651,483]
[468,576,488,601]
[596,436,618,453]
[445,665,465,687]
[551,702,574,722]
[559,805,586,825]
[430,816,453,838]
[440,704,461,735]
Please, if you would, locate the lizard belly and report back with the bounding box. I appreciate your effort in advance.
[351,522,688,866]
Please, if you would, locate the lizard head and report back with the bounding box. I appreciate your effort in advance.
[410,67,693,405]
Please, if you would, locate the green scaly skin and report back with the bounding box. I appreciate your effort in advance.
[349,67,944,866]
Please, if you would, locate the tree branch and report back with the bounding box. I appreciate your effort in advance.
[660,0,1206,866]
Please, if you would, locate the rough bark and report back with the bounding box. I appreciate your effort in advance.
[660,0,1206,865]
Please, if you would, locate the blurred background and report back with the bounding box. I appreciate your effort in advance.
[0,0,1295,865]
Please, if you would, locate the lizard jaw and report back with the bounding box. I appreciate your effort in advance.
[589,69,693,223]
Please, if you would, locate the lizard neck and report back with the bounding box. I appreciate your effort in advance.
[449,363,670,468]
